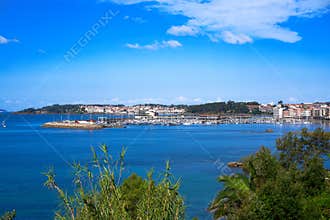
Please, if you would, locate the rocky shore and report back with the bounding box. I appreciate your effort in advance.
[227,161,244,168]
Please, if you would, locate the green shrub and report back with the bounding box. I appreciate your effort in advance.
[209,128,330,220]
[0,210,16,220]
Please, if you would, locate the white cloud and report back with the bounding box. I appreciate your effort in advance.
[126,97,165,104]
[288,97,298,103]
[193,97,203,103]
[176,96,188,102]
[111,97,120,102]
[162,40,182,47]
[0,35,19,44]
[126,40,182,50]
[167,25,199,36]
[37,49,47,54]
[106,0,330,44]
[215,97,223,102]
[123,15,146,23]
[100,0,152,4]
[221,31,253,44]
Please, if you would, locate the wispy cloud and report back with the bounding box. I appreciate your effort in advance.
[105,0,330,44]
[126,97,165,104]
[0,35,19,44]
[126,40,182,50]
[176,96,188,102]
[193,97,203,103]
[288,97,299,103]
[167,25,199,36]
[123,15,146,23]
[220,31,253,44]
[37,49,47,55]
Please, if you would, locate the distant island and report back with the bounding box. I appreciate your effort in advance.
[0,109,7,113]
[16,101,264,115]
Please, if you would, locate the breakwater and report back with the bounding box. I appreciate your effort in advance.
[43,121,104,129]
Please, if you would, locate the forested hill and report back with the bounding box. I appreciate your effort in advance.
[16,104,85,114]
[186,101,261,114]
[15,101,261,115]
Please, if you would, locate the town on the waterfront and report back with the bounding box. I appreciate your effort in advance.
[26,101,330,129]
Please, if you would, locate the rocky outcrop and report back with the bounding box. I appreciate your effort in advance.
[227,162,244,168]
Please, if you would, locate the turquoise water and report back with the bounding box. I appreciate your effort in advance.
[0,113,328,219]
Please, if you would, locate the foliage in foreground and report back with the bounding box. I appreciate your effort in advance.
[0,210,15,220]
[209,128,330,220]
[44,145,185,220]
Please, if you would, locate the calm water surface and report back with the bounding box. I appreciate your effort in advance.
[0,113,328,219]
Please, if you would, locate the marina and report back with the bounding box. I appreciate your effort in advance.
[40,114,328,130]
[41,115,275,129]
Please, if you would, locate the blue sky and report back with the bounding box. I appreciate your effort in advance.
[1,0,330,110]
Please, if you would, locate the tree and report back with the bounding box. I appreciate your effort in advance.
[276,128,330,169]
[0,210,16,220]
[209,128,330,220]
[120,173,146,218]
[244,146,279,190]
[208,174,251,219]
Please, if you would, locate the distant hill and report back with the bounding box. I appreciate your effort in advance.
[16,104,86,114]
[15,101,262,115]
[186,101,261,114]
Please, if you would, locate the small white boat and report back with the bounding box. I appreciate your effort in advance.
[2,121,6,128]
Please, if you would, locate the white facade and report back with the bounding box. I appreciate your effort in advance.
[273,105,284,120]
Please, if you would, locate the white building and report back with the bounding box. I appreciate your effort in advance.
[273,105,284,120]
[301,110,312,118]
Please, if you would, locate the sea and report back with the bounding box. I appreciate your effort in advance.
[0,113,329,219]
